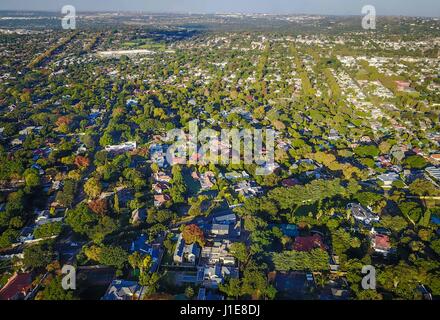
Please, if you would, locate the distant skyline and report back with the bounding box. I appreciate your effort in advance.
[0,0,439,17]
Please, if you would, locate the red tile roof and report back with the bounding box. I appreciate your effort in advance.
[374,234,391,250]
[0,273,32,300]
[154,194,171,204]
[293,234,326,252]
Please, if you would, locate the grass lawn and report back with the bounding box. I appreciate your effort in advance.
[295,203,318,216]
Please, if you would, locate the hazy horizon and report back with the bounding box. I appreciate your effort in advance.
[0,0,439,18]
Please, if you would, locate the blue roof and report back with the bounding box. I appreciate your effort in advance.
[431,215,440,225]
[270,224,299,237]
[281,224,299,237]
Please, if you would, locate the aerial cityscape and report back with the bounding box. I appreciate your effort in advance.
[0,1,439,303]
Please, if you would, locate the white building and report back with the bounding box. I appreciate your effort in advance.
[105,141,137,153]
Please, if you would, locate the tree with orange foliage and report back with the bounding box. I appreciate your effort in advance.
[56,116,73,134]
[55,115,72,127]
[182,224,205,247]
[74,156,90,169]
[88,198,109,216]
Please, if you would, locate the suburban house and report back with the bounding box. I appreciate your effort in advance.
[426,166,440,182]
[101,280,145,300]
[347,203,380,224]
[292,234,327,252]
[199,171,216,190]
[213,213,237,225]
[377,172,400,187]
[234,180,263,198]
[130,234,163,272]
[201,240,235,265]
[154,194,171,207]
[376,155,392,168]
[210,213,241,238]
[104,141,137,154]
[149,144,167,168]
[153,172,172,183]
[152,182,169,194]
[371,231,392,255]
[173,233,201,265]
[34,210,63,226]
[201,264,239,288]
[0,273,33,300]
[211,223,229,236]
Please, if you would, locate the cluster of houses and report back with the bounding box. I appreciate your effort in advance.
[148,143,175,207]
[375,155,402,173]
[172,212,241,300]
[1,27,439,302]
[347,203,392,255]
[97,33,437,301]
[152,171,172,207]
[149,143,168,169]
[269,208,392,299]
[17,209,64,243]
[101,234,164,300]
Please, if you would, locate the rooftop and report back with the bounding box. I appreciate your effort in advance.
[0,273,32,300]
[293,234,326,252]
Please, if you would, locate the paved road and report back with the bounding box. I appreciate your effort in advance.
[25,272,49,300]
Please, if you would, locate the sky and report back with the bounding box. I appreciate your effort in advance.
[0,0,439,17]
